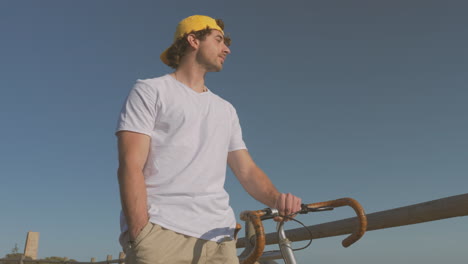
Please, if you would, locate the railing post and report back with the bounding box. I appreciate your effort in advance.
[19,255,25,264]
[91,257,95,262]
[118,252,125,264]
[106,255,112,264]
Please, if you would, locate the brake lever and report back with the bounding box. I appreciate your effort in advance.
[299,205,334,214]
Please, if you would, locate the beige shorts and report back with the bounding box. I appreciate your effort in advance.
[123,222,239,264]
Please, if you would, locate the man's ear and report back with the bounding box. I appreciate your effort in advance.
[186,34,200,50]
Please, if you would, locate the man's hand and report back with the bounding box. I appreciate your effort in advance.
[274,193,302,222]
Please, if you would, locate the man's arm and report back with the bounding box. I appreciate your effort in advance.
[227,149,302,217]
[117,131,151,241]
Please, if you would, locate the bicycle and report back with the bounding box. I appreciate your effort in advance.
[237,198,367,264]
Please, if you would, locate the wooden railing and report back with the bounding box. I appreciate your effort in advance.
[0,254,125,264]
[2,194,467,264]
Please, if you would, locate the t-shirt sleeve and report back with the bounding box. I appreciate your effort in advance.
[228,104,247,152]
[115,80,157,136]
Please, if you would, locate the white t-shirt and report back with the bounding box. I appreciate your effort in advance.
[116,74,247,243]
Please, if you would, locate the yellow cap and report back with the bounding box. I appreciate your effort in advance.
[160,15,224,66]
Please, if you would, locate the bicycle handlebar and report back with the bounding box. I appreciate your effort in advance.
[238,210,267,264]
[238,197,367,264]
[306,198,367,247]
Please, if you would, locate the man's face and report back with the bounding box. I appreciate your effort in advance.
[196,30,231,72]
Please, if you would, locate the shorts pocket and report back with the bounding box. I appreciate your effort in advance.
[213,239,238,264]
[133,222,153,247]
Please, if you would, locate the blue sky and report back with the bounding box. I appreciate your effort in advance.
[1,1,467,263]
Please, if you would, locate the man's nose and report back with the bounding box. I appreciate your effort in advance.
[223,44,231,55]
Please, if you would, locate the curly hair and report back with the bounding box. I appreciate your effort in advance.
[165,19,231,69]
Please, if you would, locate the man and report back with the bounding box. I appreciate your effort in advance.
[116,15,302,264]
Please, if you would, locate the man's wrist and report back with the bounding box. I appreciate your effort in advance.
[272,192,282,208]
[129,219,149,241]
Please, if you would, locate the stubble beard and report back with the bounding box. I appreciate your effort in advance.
[196,52,223,72]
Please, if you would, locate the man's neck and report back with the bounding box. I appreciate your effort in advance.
[172,64,207,93]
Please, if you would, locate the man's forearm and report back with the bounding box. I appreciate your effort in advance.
[240,165,281,208]
[118,165,149,240]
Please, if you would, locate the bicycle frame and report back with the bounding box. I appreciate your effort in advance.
[277,219,296,264]
[238,198,367,264]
